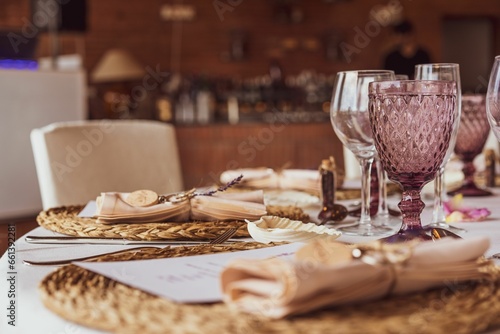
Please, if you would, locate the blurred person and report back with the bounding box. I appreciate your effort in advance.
[383,20,431,79]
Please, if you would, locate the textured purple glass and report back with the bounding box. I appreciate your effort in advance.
[448,94,492,197]
[369,80,457,241]
[487,56,500,142]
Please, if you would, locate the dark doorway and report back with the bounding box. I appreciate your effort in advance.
[442,17,495,93]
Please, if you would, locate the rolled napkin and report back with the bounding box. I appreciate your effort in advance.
[220,168,321,194]
[95,189,267,224]
[220,236,494,319]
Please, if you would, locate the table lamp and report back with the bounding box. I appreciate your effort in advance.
[90,49,146,118]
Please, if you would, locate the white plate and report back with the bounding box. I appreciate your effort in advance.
[264,190,320,207]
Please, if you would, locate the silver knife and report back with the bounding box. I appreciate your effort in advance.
[25,235,236,245]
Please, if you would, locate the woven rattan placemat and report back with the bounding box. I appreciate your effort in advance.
[39,242,500,334]
[36,185,374,241]
[37,205,311,241]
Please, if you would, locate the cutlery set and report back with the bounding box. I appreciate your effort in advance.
[23,227,483,266]
[24,227,239,266]
[25,235,234,245]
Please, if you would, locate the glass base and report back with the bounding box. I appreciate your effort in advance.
[348,206,377,217]
[339,224,392,237]
[423,226,462,239]
[380,226,463,243]
[348,206,401,217]
[447,183,492,197]
[371,214,402,227]
[424,222,467,233]
[379,228,431,243]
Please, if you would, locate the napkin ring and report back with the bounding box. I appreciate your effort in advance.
[351,241,415,296]
[159,188,197,204]
[134,175,243,206]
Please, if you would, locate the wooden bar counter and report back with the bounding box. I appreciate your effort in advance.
[175,121,344,189]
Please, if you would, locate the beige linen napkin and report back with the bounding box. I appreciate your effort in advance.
[220,237,493,319]
[220,168,320,194]
[95,190,267,223]
[95,192,190,223]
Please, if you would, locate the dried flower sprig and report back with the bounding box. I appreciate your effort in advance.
[196,174,244,196]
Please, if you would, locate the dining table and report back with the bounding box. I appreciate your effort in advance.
[1,183,500,334]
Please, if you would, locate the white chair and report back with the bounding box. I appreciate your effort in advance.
[31,119,184,209]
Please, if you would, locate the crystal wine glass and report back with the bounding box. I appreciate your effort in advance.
[369,80,457,242]
[330,70,394,236]
[414,63,462,229]
[487,56,500,142]
[448,94,492,197]
[374,155,401,223]
[348,156,401,225]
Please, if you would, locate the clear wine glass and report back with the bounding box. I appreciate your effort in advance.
[369,80,457,242]
[348,156,401,226]
[448,94,492,197]
[374,155,401,224]
[347,156,400,223]
[414,63,462,230]
[487,56,500,142]
[330,70,394,236]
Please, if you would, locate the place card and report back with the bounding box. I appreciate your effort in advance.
[78,201,97,217]
[75,243,303,303]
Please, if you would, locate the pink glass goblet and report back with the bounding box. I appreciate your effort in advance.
[369,80,457,242]
[448,94,492,197]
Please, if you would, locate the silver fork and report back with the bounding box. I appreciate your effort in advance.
[208,227,238,245]
[23,227,239,266]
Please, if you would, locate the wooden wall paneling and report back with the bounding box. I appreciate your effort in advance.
[2,0,500,79]
[175,122,344,189]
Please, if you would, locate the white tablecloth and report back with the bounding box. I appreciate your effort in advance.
[1,189,500,334]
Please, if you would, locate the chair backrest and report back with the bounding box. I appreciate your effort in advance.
[31,119,183,209]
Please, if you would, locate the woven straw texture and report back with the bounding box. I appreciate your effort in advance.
[37,205,310,241]
[39,242,500,334]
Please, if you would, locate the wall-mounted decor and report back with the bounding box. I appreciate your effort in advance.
[272,0,304,24]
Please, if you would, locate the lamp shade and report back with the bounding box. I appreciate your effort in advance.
[91,49,146,83]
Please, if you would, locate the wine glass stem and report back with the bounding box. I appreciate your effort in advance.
[359,157,374,226]
[399,189,425,230]
[432,167,446,224]
[376,158,389,217]
[462,159,476,186]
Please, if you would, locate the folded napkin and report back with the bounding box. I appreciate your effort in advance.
[220,168,321,194]
[220,237,493,319]
[95,190,267,224]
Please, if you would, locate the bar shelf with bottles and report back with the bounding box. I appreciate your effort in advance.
[155,69,335,125]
